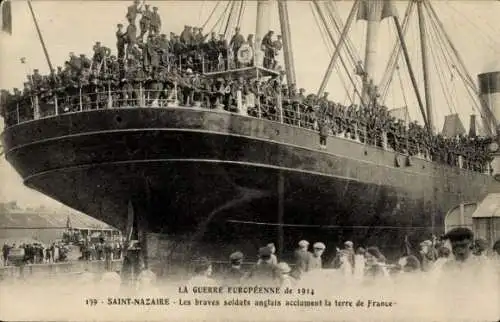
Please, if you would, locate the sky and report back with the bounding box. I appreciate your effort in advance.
[0,0,499,210]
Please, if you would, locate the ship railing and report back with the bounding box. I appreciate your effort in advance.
[2,91,492,174]
[199,49,281,76]
[162,51,281,78]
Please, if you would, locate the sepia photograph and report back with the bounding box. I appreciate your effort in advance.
[0,0,499,321]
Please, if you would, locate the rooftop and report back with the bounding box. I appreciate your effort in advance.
[0,209,116,230]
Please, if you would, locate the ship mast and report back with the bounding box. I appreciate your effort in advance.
[417,0,434,133]
[255,0,271,53]
[277,0,296,85]
[361,0,384,103]
[27,0,54,74]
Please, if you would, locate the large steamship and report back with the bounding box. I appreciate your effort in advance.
[1,0,500,264]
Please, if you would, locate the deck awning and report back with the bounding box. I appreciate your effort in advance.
[471,193,500,218]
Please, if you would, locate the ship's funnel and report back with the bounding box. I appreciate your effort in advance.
[478,72,500,180]
[469,115,477,137]
[441,114,465,138]
[478,71,500,130]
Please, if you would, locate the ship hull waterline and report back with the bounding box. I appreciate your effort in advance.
[2,107,494,261]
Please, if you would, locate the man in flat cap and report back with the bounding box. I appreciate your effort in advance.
[440,228,478,273]
[493,239,500,258]
[126,0,142,24]
[116,24,126,62]
[261,30,274,69]
[150,6,161,35]
[257,243,278,265]
[230,27,245,67]
[180,25,193,46]
[31,69,43,92]
[277,262,295,288]
[308,242,326,271]
[473,238,489,260]
[223,251,246,286]
[291,240,312,279]
[187,257,218,287]
[436,229,498,319]
[343,241,356,269]
[419,239,437,272]
[139,4,152,39]
[246,246,279,286]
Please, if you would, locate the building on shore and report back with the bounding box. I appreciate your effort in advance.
[0,202,119,245]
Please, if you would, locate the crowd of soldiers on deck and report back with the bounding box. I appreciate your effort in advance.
[0,0,493,174]
[312,99,493,172]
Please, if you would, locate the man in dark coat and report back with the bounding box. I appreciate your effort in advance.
[230,27,245,68]
[442,228,475,269]
[308,242,325,271]
[126,0,142,23]
[126,22,138,49]
[224,251,246,286]
[116,24,127,62]
[150,6,161,35]
[139,4,152,39]
[291,240,312,279]
[261,30,275,69]
[318,119,329,149]
[180,25,194,46]
[246,247,279,286]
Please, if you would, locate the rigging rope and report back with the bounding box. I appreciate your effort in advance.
[198,0,205,25]
[426,3,484,121]
[327,1,362,67]
[325,2,359,99]
[323,2,358,95]
[446,3,500,54]
[426,15,455,115]
[425,1,494,135]
[396,66,409,115]
[209,2,230,35]
[425,1,485,96]
[223,0,238,38]
[431,9,478,101]
[310,2,353,104]
[380,1,415,102]
[201,1,221,30]
[312,2,364,106]
[236,0,245,28]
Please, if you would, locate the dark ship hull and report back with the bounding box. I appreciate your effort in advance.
[2,107,494,259]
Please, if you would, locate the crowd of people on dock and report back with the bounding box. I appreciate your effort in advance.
[78,236,124,262]
[1,233,123,267]
[2,241,70,266]
[0,0,493,173]
[178,228,500,289]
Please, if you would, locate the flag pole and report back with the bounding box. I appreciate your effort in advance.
[27,0,54,74]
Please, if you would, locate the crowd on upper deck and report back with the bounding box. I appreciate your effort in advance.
[0,0,493,173]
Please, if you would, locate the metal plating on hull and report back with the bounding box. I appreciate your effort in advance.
[2,107,493,256]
